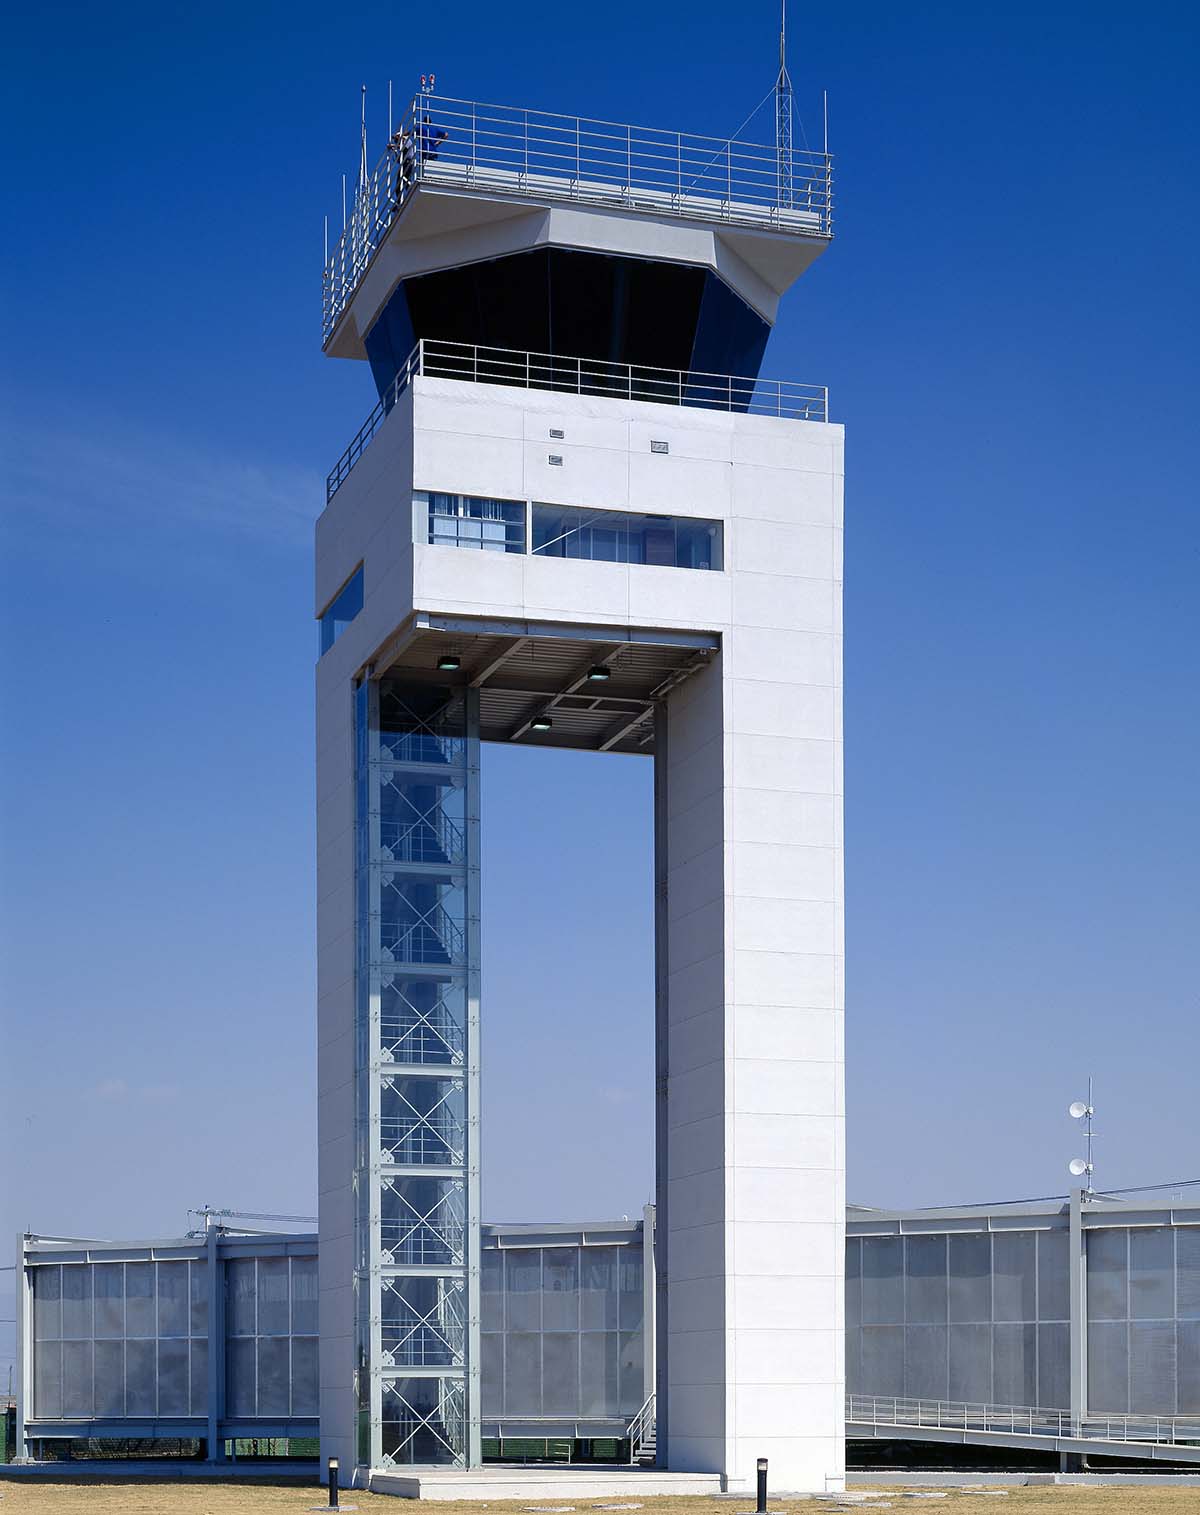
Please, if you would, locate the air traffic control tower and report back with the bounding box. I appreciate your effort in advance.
[316,89,844,1495]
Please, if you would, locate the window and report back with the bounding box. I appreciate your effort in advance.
[532,504,722,570]
[422,492,525,553]
[319,565,364,655]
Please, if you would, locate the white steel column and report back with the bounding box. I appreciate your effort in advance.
[15,1233,31,1461]
[1069,1186,1087,1426]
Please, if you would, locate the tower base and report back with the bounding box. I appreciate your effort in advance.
[368,1467,723,1500]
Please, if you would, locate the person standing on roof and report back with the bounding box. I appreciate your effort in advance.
[418,110,448,163]
[389,123,416,205]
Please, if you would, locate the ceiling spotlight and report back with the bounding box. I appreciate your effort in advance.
[587,666,612,681]
[531,715,553,731]
[437,654,461,672]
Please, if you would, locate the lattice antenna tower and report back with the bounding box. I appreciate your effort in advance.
[775,0,794,207]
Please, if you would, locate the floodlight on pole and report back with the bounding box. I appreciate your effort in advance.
[1068,1075,1096,1194]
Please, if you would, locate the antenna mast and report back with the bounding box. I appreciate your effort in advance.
[775,0,794,208]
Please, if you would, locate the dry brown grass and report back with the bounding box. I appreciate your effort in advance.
[3,1486,1200,1515]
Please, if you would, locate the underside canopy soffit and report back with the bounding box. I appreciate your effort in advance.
[370,616,719,756]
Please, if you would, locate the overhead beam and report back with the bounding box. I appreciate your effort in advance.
[596,707,654,752]
[596,649,715,751]
[468,637,529,687]
[486,679,651,705]
[367,612,420,679]
[506,643,626,741]
[416,612,719,653]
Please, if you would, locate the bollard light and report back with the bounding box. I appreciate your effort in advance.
[756,1456,768,1515]
[328,1455,340,1510]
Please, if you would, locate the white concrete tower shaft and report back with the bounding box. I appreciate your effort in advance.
[316,90,842,1494]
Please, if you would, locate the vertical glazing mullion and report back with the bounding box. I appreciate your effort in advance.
[367,677,384,1466]
[465,685,482,1465]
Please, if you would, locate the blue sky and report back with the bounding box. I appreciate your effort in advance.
[2,0,1198,1373]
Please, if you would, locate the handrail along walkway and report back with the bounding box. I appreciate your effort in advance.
[323,93,834,343]
[847,1392,1200,1449]
[324,339,829,505]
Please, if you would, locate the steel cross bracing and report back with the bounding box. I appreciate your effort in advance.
[357,678,481,1469]
[381,983,465,1066]
[382,1378,467,1465]
[379,882,466,966]
[381,1082,467,1167]
[380,1182,467,1266]
[381,1277,467,1368]
[380,778,467,866]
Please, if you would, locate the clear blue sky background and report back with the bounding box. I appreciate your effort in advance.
[2,0,1198,1376]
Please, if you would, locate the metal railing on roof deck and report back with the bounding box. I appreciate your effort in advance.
[324,339,829,503]
[847,1393,1200,1447]
[322,93,834,342]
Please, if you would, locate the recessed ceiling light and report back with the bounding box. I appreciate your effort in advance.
[587,666,612,681]
[437,654,461,672]
[531,715,553,731]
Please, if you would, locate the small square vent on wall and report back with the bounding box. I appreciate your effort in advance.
[549,428,565,439]
[650,440,669,454]
[548,455,563,466]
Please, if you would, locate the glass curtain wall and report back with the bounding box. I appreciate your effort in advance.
[355,678,481,1468]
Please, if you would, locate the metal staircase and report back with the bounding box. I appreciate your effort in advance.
[628,1393,656,1465]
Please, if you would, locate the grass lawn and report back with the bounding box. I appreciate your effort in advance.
[3,1485,1200,1515]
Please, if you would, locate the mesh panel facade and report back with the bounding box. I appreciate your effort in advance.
[32,1261,209,1420]
[27,1244,318,1433]
[1086,1225,1200,1414]
[480,1239,645,1424]
[846,1230,1071,1409]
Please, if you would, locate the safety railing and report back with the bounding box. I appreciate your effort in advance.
[379,904,466,967]
[379,809,467,867]
[323,93,834,342]
[326,338,829,503]
[847,1393,1200,1447]
[627,1391,656,1463]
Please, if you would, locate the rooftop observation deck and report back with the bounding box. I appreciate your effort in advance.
[322,93,835,346]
